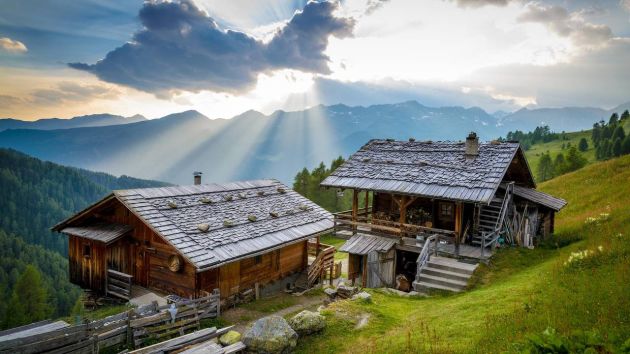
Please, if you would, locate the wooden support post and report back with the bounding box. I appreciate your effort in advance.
[399,195,408,237]
[316,235,321,256]
[329,264,334,286]
[454,202,463,256]
[364,190,369,218]
[352,189,359,233]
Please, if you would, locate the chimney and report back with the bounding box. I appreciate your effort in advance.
[465,132,479,157]
[193,171,202,185]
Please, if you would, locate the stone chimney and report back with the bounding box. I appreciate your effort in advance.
[193,171,202,185]
[465,132,479,157]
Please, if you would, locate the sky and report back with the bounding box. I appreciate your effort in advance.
[0,0,629,120]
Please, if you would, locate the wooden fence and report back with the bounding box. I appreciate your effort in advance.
[0,290,220,354]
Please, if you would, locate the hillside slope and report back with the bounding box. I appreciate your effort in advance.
[297,155,630,353]
[524,117,630,174]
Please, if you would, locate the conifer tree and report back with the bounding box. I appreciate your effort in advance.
[612,138,622,157]
[609,112,619,125]
[612,126,626,141]
[553,153,566,175]
[565,146,587,172]
[578,138,588,152]
[5,265,50,328]
[537,152,554,181]
[622,136,630,155]
[621,109,630,122]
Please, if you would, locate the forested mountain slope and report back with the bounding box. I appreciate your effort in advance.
[0,149,170,328]
[0,148,170,255]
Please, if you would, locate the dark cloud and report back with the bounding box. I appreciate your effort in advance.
[454,0,510,8]
[69,0,354,96]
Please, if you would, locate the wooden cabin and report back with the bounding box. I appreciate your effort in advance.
[320,133,567,292]
[53,179,334,300]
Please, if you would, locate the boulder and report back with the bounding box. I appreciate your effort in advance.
[288,310,326,335]
[352,291,372,303]
[324,287,337,298]
[242,316,298,353]
[219,330,241,346]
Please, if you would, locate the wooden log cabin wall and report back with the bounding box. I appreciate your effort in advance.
[55,179,334,300]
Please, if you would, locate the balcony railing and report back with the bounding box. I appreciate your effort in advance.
[332,208,456,241]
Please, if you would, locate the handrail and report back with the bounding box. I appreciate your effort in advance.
[415,234,439,281]
[494,183,513,232]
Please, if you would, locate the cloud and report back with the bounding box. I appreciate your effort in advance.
[69,0,354,96]
[0,37,27,53]
[1,82,121,109]
[518,3,612,48]
[364,0,391,14]
[467,38,630,108]
[30,81,121,105]
[454,0,510,8]
[0,95,25,107]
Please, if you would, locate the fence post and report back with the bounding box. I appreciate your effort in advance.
[126,309,134,349]
[213,288,221,317]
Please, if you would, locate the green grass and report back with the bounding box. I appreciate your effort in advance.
[239,293,298,313]
[525,119,630,177]
[296,155,630,353]
[320,234,349,260]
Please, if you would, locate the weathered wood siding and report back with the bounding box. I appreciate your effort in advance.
[100,200,197,297]
[212,241,307,298]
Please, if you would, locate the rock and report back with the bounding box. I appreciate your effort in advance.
[288,310,326,335]
[219,330,241,346]
[242,315,297,353]
[324,287,337,298]
[337,285,358,299]
[352,291,372,303]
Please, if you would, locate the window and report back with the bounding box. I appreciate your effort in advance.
[83,244,91,258]
[440,203,453,217]
[254,255,262,265]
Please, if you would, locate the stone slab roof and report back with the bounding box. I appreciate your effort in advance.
[321,139,525,203]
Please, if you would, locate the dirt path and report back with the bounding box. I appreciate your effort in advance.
[222,293,326,333]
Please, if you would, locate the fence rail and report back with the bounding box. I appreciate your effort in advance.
[0,290,220,354]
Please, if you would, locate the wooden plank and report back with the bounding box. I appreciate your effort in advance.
[0,325,88,351]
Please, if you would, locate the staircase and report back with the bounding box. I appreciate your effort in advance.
[472,195,504,246]
[413,256,478,292]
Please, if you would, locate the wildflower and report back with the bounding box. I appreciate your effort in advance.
[597,245,604,252]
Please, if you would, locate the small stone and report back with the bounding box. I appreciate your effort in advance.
[197,223,210,232]
[223,220,234,227]
[219,330,241,346]
[200,197,212,204]
[223,195,233,201]
[257,190,265,196]
[352,291,372,303]
[288,310,326,336]
[277,187,286,194]
[270,211,279,218]
[248,215,257,222]
[167,201,177,209]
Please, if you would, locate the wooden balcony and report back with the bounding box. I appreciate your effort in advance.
[332,207,457,241]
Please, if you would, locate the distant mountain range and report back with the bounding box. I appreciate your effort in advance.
[0,100,627,184]
[0,113,146,131]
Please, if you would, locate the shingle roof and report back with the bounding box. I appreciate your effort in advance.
[113,179,333,270]
[321,139,525,204]
[511,185,567,211]
[61,222,132,244]
[339,233,397,255]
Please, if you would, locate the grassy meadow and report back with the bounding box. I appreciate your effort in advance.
[295,154,630,353]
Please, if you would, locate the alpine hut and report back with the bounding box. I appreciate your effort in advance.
[53,178,334,300]
[320,133,566,292]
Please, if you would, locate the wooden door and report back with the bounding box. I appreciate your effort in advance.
[219,262,241,298]
[133,243,149,287]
